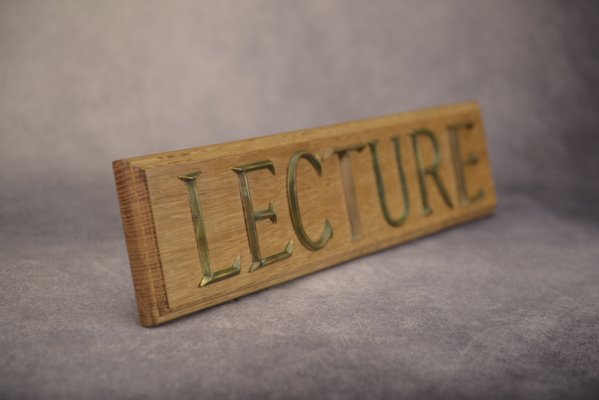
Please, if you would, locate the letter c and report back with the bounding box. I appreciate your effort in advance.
[287,150,333,251]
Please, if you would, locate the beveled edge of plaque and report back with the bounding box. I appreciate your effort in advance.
[122,101,482,171]
[113,160,169,326]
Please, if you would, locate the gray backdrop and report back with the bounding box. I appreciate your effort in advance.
[1,1,598,399]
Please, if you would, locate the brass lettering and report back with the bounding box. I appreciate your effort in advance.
[410,129,454,215]
[232,161,293,272]
[287,150,333,251]
[368,136,410,227]
[448,122,485,205]
[332,143,366,240]
[178,171,241,287]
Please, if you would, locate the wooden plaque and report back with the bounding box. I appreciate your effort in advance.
[114,102,496,326]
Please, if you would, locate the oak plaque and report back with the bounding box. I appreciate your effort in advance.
[114,102,496,326]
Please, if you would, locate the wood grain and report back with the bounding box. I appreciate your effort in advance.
[114,102,497,326]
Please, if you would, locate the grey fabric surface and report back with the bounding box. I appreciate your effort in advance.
[1,1,598,399]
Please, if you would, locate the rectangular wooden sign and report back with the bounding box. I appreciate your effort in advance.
[114,102,496,326]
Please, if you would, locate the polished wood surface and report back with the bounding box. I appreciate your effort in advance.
[114,102,496,326]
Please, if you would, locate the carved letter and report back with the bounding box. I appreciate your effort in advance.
[178,171,241,287]
[287,150,334,251]
[410,129,454,215]
[368,136,410,227]
[447,122,485,205]
[232,161,293,272]
[332,143,366,240]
